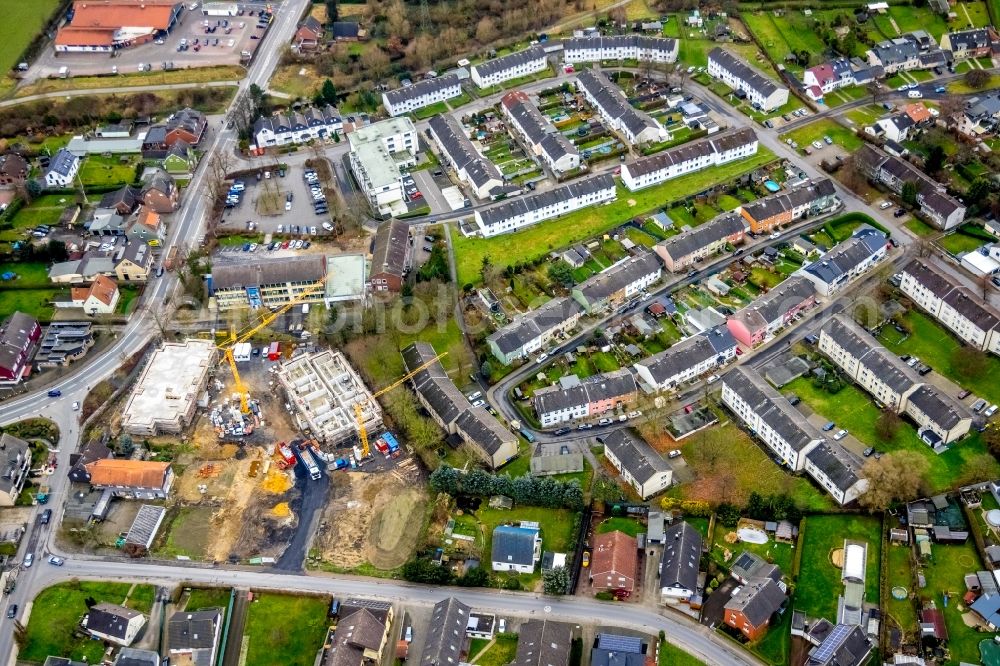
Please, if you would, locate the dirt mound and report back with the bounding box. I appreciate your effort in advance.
[367,487,427,570]
[261,469,293,494]
[272,502,291,518]
[831,548,845,568]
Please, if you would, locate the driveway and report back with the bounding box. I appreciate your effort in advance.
[410,170,450,215]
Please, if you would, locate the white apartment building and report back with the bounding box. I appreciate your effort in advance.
[621,127,758,192]
[804,442,868,505]
[602,429,673,499]
[427,114,504,199]
[500,91,581,173]
[473,173,616,237]
[487,297,585,365]
[633,327,737,392]
[348,117,418,216]
[707,48,789,112]
[252,104,342,148]
[798,227,889,297]
[471,46,548,88]
[576,69,665,145]
[563,35,678,64]
[382,75,462,117]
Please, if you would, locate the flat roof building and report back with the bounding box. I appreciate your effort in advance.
[121,340,215,436]
[348,117,418,217]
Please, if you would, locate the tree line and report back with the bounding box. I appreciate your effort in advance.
[430,465,585,511]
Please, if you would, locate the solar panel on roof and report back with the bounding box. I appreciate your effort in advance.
[810,624,853,663]
[734,552,755,571]
[596,635,643,653]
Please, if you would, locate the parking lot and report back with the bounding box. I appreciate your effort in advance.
[218,165,335,238]
[28,2,270,80]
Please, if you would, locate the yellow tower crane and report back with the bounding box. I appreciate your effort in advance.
[218,280,326,413]
[354,351,448,458]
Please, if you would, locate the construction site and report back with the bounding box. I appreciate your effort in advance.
[75,283,445,571]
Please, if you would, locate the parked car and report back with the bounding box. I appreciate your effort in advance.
[668,449,682,459]
[863,447,874,457]
[973,399,988,413]
[72,401,79,411]
[7,605,16,619]
[985,404,999,417]
[833,429,849,441]
[598,418,613,426]
[577,423,593,430]
[958,389,971,399]
[39,509,52,525]
[822,422,836,431]
[879,201,893,209]
[48,556,64,566]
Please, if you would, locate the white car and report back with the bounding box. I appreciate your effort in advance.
[985,404,999,417]
[285,201,292,211]
[769,232,780,239]
[72,401,79,411]
[706,374,720,384]
[322,222,334,231]
[23,553,33,568]
[833,429,849,441]
[879,201,892,209]
[536,353,549,364]
[310,226,317,235]
[812,140,824,150]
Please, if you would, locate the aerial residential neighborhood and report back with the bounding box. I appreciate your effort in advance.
[5,0,1000,665]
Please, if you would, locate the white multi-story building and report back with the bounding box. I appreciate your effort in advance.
[621,127,758,192]
[633,327,737,392]
[252,105,342,148]
[500,91,580,173]
[44,149,81,189]
[576,69,665,145]
[707,48,789,112]
[487,297,584,365]
[427,114,504,199]
[348,117,418,216]
[798,227,889,297]
[473,173,616,237]
[382,75,462,117]
[572,251,662,314]
[602,429,673,499]
[899,259,1000,355]
[804,442,868,505]
[533,369,637,427]
[563,35,678,64]
[471,46,548,88]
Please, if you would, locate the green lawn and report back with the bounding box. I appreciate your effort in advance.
[0,261,50,287]
[781,119,862,152]
[905,217,937,237]
[885,543,918,641]
[78,155,139,188]
[596,516,644,537]
[413,101,450,120]
[186,587,232,611]
[710,522,795,576]
[454,149,777,284]
[786,377,1000,492]
[888,4,950,36]
[922,541,984,663]
[21,581,155,663]
[882,310,1000,406]
[472,635,519,666]
[0,288,63,322]
[550,458,594,494]
[939,229,987,255]
[659,641,707,666]
[244,593,330,666]
[0,195,76,243]
[795,515,882,622]
[845,105,885,127]
[752,608,791,666]
[0,0,62,77]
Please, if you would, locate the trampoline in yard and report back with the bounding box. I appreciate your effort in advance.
[891,586,907,600]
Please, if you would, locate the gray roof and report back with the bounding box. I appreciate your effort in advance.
[724,577,785,626]
[421,598,471,666]
[492,525,538,565]
[942,287,1000,332]
[626,127,757,178]
[502,93,580,164]
[0,312,39,376]
[739,178,837,222]
[487,297,584,356]
[823,315,918,394]
[212,255,326,290]
[591,635,645,666]
[564,35,677,57]
[576,69,659,138]
[85,603,143,641]
[0,433,29,497]
[907,384,967,431]
[473,46,546,79]
[805,442,863,494]
[655,212,746,263]
[427,114,502,190]
[168,608,222,654]
[635,333,724,386]
[476,174,615,230]
[709,47,784,97]
[602,429,671,485]
[512,620,573,666]
[803,227,886,286]
[371,219,409,279]
[533,369,636,416]
[252,104,341,136]
[729,275,815,332]
[114,648,161,666]
[723,366,821,452]
[455,406,516,456]
[871,38,919,66]
[46,148,78,177]
[859,144,964,220]
[903,259,955,298]
[384,75,459,107]
[574,251,661,306]
[730,550,782,584]
[659,521,703,593]
[99,185,142,212]
[807,623,873,666]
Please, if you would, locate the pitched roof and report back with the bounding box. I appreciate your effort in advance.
[487,297,584,355]
[625,127,757,178]
[903,259,956,298]
[473,46,546,79]
[113,647,161,666]
[533,369,637,416]
[942,286,1000,332]
[807,623,872,666]
[602,429,671,485]
[574,251,661,306]
[420,598,471,666]
[512,620,573,666]
[634,333,724,387]
[805,441,864,494]
[576,69,659,138]
[0,312,39,376]
[371,219,409,279]
[724,577,785,626]
[71,274,118,307]
[384,75,460,108]
[655,212,746,263]
[803,228,886,287]
[492,525,538,566]
[99,184,142,211]
[723,366,821,452]
[591,530,637,580]
[476,174,614,230]
[46,148,78,177]
[739,178,837,223]
[709,47,784,97]
[659,521,703,592]
[168,608,222,652]
[729,275,815,332]
[85,603,143,640]
[907,384,967,431]
[325,607,388,666]
[84,459,170,489]
[427,114,502,191]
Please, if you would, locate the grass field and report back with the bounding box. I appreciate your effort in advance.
[786,377,1000,492]
[710,521,795,576]
[741,11,826,75]
[596,516,644,537]
[904,217,937,237]
[186,587,232,612]
[885,543,918,640]
[472,635,519,666]
[0,288,63,321]
[244,593,330,666]
[0,0,62,81]
[781,119,862,152]
[0,195,76,244]
[16,66,244,98]
[21,581,155,663]
[963,1,992,27]
[795,515,882,622]
[659,642,707,666]
[939,228,988,255]
[78,155,138,188]
[453,148,777,284]
[0,261,50,287]
[922,541,984,663]
[888,4,950,37]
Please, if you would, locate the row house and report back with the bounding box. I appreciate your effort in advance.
[532,369,638,426]
[720,366,822,471]
[621,127,758,192]
[572,251,662,313]
[654,212,747,272]
[252,105,343,148]
[955,92,1000,138]
[369,219,410,293]
[801,57,881,101]
[819,313,971,446]
[940,27,996,60]
[486,297,584,365]
[382,75,462,117]
[738,178,840,234]
[428,114,504,199]
[471,46,548,88]
[500,91,581,173]
[726,275,816,348]
[562,35,678,64]
[473,174,616,237]
[707,48,789,112]
[798,227,889,297]
[866,38,922,74]
[602,429,673,499]
[900,259,1000,355]
[633,327,738,392]
[855,144,966,230]
[575,69,665,145]
[804,442,868,505]
[141,107,207,159]
[0,312,41,385]
[82,459,174,499]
